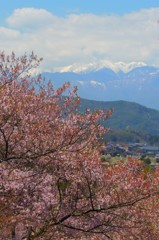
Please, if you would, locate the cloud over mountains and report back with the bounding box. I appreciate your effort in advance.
[1,7,159,71]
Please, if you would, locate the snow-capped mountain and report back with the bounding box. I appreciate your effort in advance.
[42,62,159,110]
[55,61,147,73]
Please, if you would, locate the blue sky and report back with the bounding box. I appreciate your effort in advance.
[0,0,159,71]
[0,0,159,17]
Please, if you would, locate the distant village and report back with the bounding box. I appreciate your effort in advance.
[101,142,159,166]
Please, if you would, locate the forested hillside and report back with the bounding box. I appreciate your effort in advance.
[78,98,159,144]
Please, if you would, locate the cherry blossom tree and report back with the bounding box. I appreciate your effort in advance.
[0,52,159,240]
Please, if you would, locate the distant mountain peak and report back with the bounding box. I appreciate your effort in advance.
[43,62,159,110]
[55,61,147,73]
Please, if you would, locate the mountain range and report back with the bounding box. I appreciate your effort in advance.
[42,61,159,110]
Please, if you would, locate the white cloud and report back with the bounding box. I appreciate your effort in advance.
[0,7,159,71]
[0,27,19,39]
[6,8,59,29]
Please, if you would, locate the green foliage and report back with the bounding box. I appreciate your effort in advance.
[142,158,151,165]
[78,98,159,144]
[101,155,106,162]
[101,154,111,162]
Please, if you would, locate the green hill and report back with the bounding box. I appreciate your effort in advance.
[78,99,159,144]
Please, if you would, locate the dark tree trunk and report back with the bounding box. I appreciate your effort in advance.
[11,225,16,240]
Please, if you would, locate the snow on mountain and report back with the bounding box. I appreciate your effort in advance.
[43,63,159,110]
[56,61,147,73]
